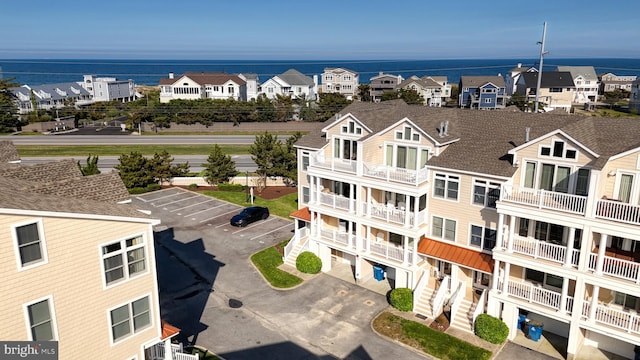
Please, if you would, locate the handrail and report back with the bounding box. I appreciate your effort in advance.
[432,276,450,318]
[449,281,465,323]
[473,289,487,324]
[413,267,430,311]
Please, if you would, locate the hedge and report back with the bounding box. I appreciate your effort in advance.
[474,314,509,344]
[389,288,413,312]
[296,251,322,274]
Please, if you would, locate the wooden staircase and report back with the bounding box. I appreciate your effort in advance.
[450,298,476,333]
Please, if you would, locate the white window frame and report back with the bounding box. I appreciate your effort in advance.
[614,170,640,204]
[433,173,460,201]
[108,294,153,345]
[469,224,497,251]
[23,295,58,341]
[521,159,589,195]
[100,233,148,289]
[302,186,310,204]
[301,151,310,171]
[12,218,48,271]
[538,141,578,161]
[431,215,456,241]
[472,179,501,208]
[394,126,420,142]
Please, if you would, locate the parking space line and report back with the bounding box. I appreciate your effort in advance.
[144,191,185,203]
[231,217,275,234]
[250,223,293,241]
[170,198,218,212]
[199,209,240,223]
[182,203,229,217]
[154,194,200,207]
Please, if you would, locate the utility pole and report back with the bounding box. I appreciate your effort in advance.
[534,22,549,113]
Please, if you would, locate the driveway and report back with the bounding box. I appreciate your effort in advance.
[134,188,427,360]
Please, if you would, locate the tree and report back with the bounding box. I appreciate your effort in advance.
[602,88,630,108]
[202,145,238,185]
[317,92,351,121]
[115,151,153,189]
[149,150,189,184]
[0,78,21,133]
[508,93,527,110]
[357,84,372,102]
[380,90,399,102]
[77,154,101,176]
[249,132,282,190]
[272,132,302,185]
[398,88,424,105]
[273,94,294,121]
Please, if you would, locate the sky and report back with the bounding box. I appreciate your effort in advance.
[2,0,639,60]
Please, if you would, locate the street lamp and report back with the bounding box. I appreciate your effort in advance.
[245,171,249,203]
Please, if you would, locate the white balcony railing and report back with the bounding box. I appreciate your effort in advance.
[284,227,308,260]
[370,240,405,262]
[363,162,429,185]
[310,155,357,173]
[505,279,570,312]
[588,253,640,283]
[501,185,587,215]
[582,302,640,334]
[508,236,579,266]
[319,192,355,211]
[362,203,426,227]
[319,228,354,248]
[596,199,640,226]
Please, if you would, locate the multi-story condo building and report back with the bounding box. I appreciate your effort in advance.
[369,72,403,102]
[0,142,195,360]
[286,102,640,359]
[321,67,359,100]
[399,76,450,107]
[159,72,247,103]
[458,76,507,109]
[599,73,638,93]
[557,66,599,104]
[11,83,93,114]
[515,71,575,113]
[259,69,318,101]
[79,75,138,103]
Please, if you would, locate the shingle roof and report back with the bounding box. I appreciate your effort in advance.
[557,66,598,81]
[460,76,506,88]
[159,72,246,86]
[519,71,575,88]
[0,140,20,163]
[277,69,315,87]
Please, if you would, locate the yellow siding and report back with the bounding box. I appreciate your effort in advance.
[602,151,640,199]
[0,214,159,359]
[362,121,436,165]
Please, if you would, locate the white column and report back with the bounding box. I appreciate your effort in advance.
[366,187,372,218]
[502,263,511,293]
[564,227,575,267]
[315,176,322,203]
[507,215,516,253]
[163,339,172,360]
[560,277,569,313]
[596,234,608,275]
[403,236,409,265]
[404,201,410,227]
[589,285,600,321]
[366,225,371,253]
[413,195,420,228]
[349,183,355,213]
[492,259,501,291]
[496,213,505,249]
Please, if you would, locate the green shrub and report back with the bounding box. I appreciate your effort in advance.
[389,288,413,312]
[474,314,508,344]
[147,184,161,191]
[295,251,322,274]
[218,183,246,192]
[188,183,198,190]
[127,184,161,194]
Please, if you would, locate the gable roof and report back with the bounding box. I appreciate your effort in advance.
[323,67,358,76]
[557,66,598,81]
[159,72,246,86]
[519,71,575,88]
[277,69,315,87]
[460,76,506,88]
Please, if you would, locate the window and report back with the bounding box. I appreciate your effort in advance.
[14,221,47,269]
[549,88,562,92]
[110,296,151,342]
[525,269,563,289]
[534,221,564,245]
[302,152,309,171]
[540,141,577,160]
[26,298,56,341]
[302,187,310,204]
[484,98,492,103]
[432,216,456,241]
[102,235,146,286]
[470,225,497,251]
[473,180,501,208]
[340,120,362,135]
[395,126,419,142]
[614,292,639,310]
[524,161,590,195]
[434,174,459,200]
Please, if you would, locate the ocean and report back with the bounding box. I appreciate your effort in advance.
[1,58,639,87]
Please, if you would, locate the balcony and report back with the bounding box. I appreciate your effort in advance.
[361,203,427,227]
[503,279,574,313]
[504,235,579,266]
[309,155,356,174]
[595,198,640,226]
[588,251,640,283]
[318,228,414,263]
[369,239,414,263]
[582,302,640,335]
[363,162,429,185]
[501,185,587,215]
[318,192,355,212]
[320,228,356,249]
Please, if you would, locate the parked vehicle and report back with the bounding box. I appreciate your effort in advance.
[230,206,269,227]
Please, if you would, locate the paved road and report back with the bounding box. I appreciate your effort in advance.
[9,134,288,145]
[21,154,257,173]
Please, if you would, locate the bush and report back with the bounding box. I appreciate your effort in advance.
[474,314,508,344]
[218,183,246,192]
[389,288,413,312]
[127,184,161,194]
[296,251,322,274]
[188,183,198,190]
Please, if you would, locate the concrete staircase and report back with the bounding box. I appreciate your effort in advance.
[450,298,475,333]
[283,239,306,268]
[414,286,436,319]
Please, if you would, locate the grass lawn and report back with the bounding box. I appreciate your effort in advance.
[199,190,298,219]
[250,240,303,288]
[15,144,251,156]
[373,311,492,360]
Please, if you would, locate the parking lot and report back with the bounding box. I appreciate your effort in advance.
[133,188,426,360]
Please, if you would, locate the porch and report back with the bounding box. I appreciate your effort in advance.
[501,185,587,215]
[363,162,429,185]
[503,235,580,267]
[318,227,415,264]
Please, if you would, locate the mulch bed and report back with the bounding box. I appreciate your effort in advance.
[163,185,297,200]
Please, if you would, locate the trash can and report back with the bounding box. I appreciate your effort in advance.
[517,314,527,330]
[527,322,543,342]
[373,266,384,281]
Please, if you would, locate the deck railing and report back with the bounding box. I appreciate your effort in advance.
[595,199,640,226]
[505,279,565,311]
[319,228,354,248]
[310,155,357,173]
[508,236,579,266]
[319,192,354,211]
[582,302,640,334]
[501,185,587,215]
[588,253,640,283]
[363,162,429,185]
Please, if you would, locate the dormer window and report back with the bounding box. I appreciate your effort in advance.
[341,121,362,135]
[539,141,577,160]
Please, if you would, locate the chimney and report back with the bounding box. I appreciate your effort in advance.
[525,127,530,142]
[517,63,522,68]
[169,72,174,79]
[444,121,449,136]
[439,121,445,137]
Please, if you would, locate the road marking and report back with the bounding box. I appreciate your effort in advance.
[183,203,228,217]
[154,194,200,207]
[170,198,219,212]
[232,217,275,234]
[200,209,240,224]
[143,191,185,203]
[250,223,293,241]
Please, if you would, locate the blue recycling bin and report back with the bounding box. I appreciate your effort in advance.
[528,322,543,341]
[373,266,384,281]
[517,314,527,330]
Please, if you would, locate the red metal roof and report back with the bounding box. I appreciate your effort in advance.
[417,237,494,273]
[290,207,311,221]
[161,321,181,340]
